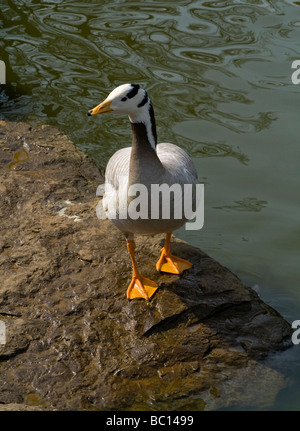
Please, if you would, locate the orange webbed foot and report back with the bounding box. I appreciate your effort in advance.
[156,248,193,274]
[126,274,158,300]
[156,232,193,275]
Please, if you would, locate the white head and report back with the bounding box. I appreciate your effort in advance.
[88,83,151,124]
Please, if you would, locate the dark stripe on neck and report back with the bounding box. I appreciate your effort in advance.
[127,84,140,99]
[130,122,162,183]
[129,103,164,184]
[149,103,157,146]
[131,122,156,150]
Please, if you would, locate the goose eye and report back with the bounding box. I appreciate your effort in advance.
[121,97,127,102]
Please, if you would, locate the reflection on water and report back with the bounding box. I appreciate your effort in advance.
[1,0,300,410]
[214,197,268,212]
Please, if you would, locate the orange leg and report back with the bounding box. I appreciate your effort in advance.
[126,240,158,300]
[156,232,193,274]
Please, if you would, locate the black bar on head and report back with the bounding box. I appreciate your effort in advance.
[127,84,140,99]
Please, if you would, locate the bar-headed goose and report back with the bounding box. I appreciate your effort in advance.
[88,84,199,300]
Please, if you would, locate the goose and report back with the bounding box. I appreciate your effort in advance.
[88,83,199,300]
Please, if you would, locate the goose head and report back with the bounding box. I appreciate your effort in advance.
[88,83,150,123]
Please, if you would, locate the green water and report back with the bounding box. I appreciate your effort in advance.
[1,0,300,410]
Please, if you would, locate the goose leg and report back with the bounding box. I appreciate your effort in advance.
[156,232,193,274]
[126,240,158,300]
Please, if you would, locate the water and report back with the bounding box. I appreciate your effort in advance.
[1,0,300,410]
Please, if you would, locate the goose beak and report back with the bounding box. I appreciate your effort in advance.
[88,99,112,116]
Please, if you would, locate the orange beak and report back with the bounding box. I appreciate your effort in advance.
[88,99,112,116]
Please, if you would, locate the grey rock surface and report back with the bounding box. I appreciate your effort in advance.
[0,121,292,410]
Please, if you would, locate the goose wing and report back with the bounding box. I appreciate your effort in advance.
[102,147,131,215]
[157,143,198,184]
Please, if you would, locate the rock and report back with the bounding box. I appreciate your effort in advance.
[0,403,54,411]
[0,121,293,411]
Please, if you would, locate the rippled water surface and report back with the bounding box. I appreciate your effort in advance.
[1,0,300,410]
